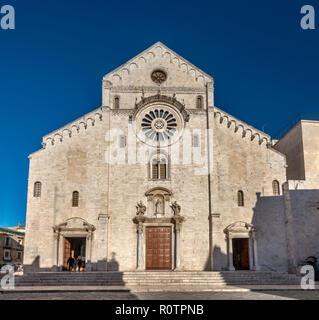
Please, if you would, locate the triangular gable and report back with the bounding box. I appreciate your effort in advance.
[103,41,214,85]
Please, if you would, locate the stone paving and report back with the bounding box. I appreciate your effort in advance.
[1,290,319,300]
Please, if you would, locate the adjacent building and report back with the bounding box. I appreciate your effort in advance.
[0,223,25,270]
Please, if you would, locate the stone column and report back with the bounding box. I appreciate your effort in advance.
[227,236,235,271]
[137,223,143,270]
[86,232,93,271]
[174,223,181,270]
[97,214,110,271]
[57,236,64,272]
[251,233,260,271]
[52,232,60,272]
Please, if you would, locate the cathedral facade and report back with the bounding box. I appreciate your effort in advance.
[23,42,318,273]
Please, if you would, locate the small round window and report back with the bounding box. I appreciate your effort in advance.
[151,70,167,84]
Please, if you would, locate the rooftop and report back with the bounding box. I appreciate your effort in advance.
[274,113,319,140]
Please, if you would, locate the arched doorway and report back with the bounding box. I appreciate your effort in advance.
[53,217,96,272]
[223,221,260,271]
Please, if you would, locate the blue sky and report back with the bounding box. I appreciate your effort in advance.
[0,0,318,226]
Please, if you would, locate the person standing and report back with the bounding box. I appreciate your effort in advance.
[67,255,75,272]
[76,256,83,272]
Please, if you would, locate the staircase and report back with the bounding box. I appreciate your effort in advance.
[15,271,301,288]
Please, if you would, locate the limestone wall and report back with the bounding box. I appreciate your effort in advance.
[274,122,305,180]
[211,110,288,271]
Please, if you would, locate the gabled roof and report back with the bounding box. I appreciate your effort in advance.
[103,41,214,83]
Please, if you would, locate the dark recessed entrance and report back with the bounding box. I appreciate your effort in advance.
[63,237,86,271]
[232,238,250,270]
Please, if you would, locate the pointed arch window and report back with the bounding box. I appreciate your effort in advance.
[196,95,203,109]
[238,190,244,207]
[34,182,42,198]
[272,180,280,196]
[72,191,79,207]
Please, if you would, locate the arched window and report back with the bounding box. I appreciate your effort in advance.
[196,96,203,109]
[114,96,120,109]
[33,182,42,198]
[150,154,169,180]
[272,180,280,196]
[238,190,244,207]
[72,191,79,207]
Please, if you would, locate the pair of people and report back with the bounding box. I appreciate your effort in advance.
[67,255,84,272]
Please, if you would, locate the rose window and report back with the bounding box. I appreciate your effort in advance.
[141,109,177,142]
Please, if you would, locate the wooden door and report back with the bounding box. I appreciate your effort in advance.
[146,227,172,270]
[240,238,250,270]
[63,238,71,271]
[233,238,250,270]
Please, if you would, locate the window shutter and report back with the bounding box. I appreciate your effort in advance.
[159,163,167,179]
[34,182,42,198]
[152,160,158,179]
[238,191,244,207]
[72,191,79,207]
[272,180,280,195]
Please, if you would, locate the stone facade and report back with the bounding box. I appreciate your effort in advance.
[23,42,318,274]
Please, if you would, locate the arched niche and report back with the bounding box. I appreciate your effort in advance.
[145,187,172,217]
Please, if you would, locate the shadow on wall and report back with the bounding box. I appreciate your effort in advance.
[252,189,319,273]
[204,246,228,271]
[107,252,119,271]
[252,192,289,272]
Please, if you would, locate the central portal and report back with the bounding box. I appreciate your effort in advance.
[146,226,172,270]
[63,237,86,271]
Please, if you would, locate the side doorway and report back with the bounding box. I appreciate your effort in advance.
[232,238,250,270]
[63,237,86,271]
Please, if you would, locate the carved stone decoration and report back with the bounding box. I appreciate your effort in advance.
[132,94,190,123]
[145,187,172,216]
[136,201,146,216]
[170,201,181,216]
[154,195,165,215]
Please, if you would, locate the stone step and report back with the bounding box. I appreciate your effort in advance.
[16,280,300,286]
[16,276,300,280]
[15,271,301,287]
